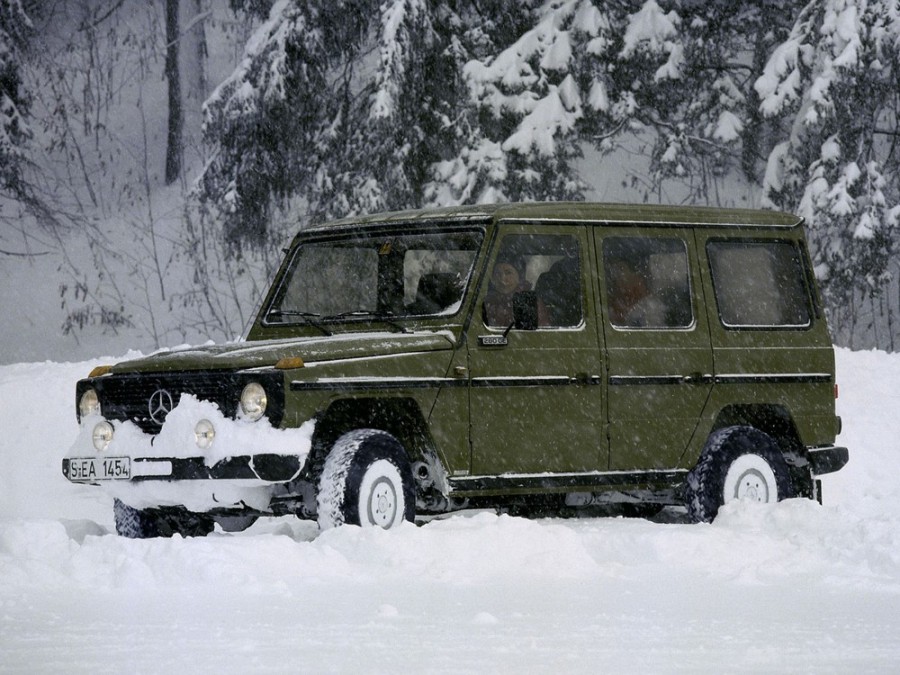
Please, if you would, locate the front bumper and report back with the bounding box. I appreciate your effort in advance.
[63,393,314,513]
[62,453,303,483]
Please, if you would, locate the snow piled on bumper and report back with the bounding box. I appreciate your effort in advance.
[65,394,314,511]
[70,394,314,464]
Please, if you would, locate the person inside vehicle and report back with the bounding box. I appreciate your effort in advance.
[606,257,667,327]
[483,253,550,328]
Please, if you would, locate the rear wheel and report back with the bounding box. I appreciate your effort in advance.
[114,499,214,538]
[317,429,415,530]
[685,427,794,523]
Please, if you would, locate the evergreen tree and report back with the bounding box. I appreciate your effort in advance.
[755,0,900,311]
[199,0,585,246]
[201,0,434,246]
[197,0,900,348]
[595,1,795,201]
[0,0,32,205]
[199,1,799,245]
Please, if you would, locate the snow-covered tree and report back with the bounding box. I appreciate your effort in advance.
[200,1,802,244]
[756,0,900,317]
[200,0,434,246]
[603,1,795,201]
[433,1,587,204]
[0,0,32,207]
[200,1,602,245]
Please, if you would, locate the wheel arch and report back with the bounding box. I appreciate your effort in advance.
[696,407,815,503]
[304,396,444,489]
[708,404,804,456]
[685,424,795,522]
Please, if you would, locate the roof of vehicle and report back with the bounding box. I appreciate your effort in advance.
[298,202,803,237]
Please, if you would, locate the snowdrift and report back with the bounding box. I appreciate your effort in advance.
[1,348,899,672]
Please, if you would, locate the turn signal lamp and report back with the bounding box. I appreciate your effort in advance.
[275,356,305,370]
[88,365,112,378]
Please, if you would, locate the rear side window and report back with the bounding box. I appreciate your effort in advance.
[603,237,693,329]
[707,241,812,328]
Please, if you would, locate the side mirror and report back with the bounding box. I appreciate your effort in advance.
[512,291,539,330]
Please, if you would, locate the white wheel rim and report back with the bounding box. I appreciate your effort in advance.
[723,453,778,504]
[358,459,404,528]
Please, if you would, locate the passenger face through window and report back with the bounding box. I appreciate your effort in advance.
[491,261,524,296]
[603,237,693,329]
[484,252,529,328]
[483,234,582,329]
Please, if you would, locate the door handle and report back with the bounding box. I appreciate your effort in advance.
[682,373,712,384]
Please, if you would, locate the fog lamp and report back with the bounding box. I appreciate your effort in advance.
[195,419,216,449]
[92,421,114,451]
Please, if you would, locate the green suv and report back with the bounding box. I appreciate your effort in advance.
[63,202,849,537]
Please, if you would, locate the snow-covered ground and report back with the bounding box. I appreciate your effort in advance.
[1,348,898,673]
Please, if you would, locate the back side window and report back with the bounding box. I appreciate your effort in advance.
[603,237,693,329]
[707,241,812,328]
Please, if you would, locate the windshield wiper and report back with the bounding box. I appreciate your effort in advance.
[266,310,332,336]
[324,311,411,334]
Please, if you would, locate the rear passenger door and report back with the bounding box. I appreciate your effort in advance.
[596,228,714,470]
[466,224,606,476]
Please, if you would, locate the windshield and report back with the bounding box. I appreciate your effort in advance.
[267,228,485,324]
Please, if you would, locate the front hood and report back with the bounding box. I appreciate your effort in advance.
[106,331,457,374]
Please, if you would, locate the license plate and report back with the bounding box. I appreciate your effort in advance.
[67,457,131,481]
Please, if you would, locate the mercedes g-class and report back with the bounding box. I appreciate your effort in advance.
[63,202,849,536]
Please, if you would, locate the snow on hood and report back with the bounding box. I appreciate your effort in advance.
[104,330,457,374]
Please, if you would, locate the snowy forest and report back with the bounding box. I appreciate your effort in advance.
[2,0,900,362]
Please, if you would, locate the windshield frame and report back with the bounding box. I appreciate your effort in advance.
[260,223,488,330]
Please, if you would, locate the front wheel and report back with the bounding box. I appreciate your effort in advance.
[114,499,214,538]
[317,429,415,530]
[684,427,794,523]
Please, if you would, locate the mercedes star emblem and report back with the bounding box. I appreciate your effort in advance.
[148,388,175,425]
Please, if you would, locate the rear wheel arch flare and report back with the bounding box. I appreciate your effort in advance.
[710,404,804,453]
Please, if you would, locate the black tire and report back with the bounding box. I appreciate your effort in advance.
[684,426,794,523]
[212,515,259,533]
[114,499,159,538]
[113,498,215,539]
[317,429,416,529]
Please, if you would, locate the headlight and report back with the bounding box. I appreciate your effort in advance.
[79,388,101,419]
[92,421,114,451]
[194,419,216,449]
[239,382,268,421]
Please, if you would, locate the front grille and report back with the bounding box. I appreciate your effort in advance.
[78,371,284,434]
